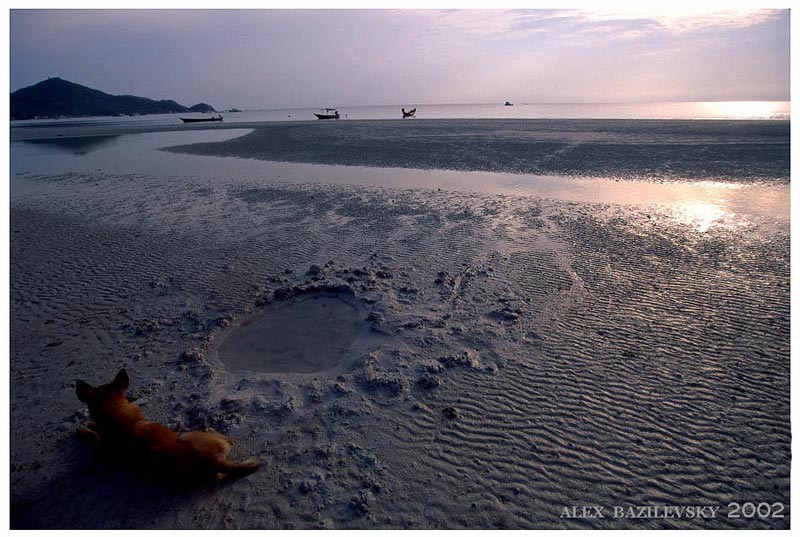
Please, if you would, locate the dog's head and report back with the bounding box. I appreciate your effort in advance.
[76,369,129,413]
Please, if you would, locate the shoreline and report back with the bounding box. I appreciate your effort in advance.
[11,115,791,140]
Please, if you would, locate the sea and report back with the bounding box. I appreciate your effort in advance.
[9,100,791,128]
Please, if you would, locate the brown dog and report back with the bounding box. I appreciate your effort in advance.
[76,369,259,484]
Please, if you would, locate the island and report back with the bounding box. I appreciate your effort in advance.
[10,77,217,120]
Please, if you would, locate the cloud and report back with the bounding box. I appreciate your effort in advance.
[421,8,785,41]
[575,8,784,33]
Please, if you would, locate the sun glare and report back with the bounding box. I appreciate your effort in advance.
[701,101,788,120]
[677,201,727,232]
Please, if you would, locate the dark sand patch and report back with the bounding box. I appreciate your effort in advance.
[216,294,366,374]
[162,119,790,182]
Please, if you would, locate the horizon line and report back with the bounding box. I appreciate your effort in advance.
[246,99,791,112]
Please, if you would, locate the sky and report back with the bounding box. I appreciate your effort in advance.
[9,7,791,110]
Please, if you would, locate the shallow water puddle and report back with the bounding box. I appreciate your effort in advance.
[216,294,367,374]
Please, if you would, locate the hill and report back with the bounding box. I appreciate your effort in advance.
[188,102,217,113]
[10,78,217,120]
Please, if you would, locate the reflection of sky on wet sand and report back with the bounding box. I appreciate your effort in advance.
[22,135,121,155]
[11,129,788,233]
[504,176,788,232]
[669,182,788,231]
[676,201,730,233]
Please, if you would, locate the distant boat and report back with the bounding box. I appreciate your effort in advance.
[504,101,513,106]
[402,107,416,118]
[180,115,223,123]
[314,108,340,120]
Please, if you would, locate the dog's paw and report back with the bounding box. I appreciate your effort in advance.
[76,425,101,444]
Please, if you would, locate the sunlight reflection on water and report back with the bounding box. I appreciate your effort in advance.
[676,201,729,232]
[699,101,789,120]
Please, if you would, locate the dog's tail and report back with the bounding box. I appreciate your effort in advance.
[215,458,261,478]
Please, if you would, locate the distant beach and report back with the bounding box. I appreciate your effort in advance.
[10,118,790,529]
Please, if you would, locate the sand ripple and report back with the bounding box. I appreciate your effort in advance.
[10,168,789,529]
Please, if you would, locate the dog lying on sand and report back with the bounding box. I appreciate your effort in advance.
[76,369,259,484]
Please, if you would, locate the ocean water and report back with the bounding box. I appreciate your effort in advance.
[9,100,790,129]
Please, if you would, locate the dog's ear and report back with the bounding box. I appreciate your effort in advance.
[111,369,129,392]
[76,380,94,402]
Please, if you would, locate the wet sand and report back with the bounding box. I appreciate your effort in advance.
[216,294,373,374]
[12,119,790,181]
[9,123,790,529]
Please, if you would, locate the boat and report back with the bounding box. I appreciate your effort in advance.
[402,107,416,118]
[180,115,223,123]
[504,101,513,106]
[314,108,340,120]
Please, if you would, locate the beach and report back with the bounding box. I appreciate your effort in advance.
[9,119,790,529]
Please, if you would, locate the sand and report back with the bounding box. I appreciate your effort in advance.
[162,119,790,181]
[216,294,373,374]
[9,122,790,529]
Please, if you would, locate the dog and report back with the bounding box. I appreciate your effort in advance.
[76,369,260,484]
